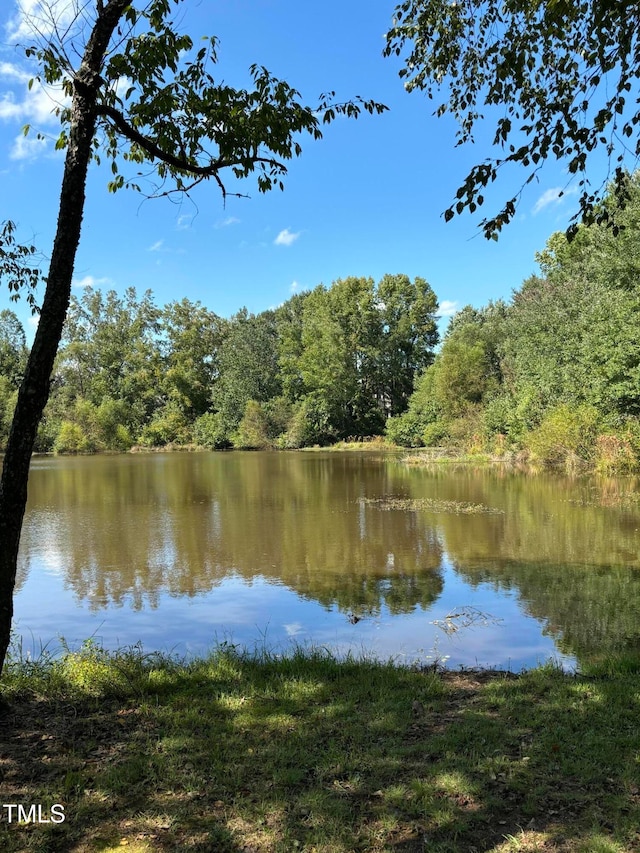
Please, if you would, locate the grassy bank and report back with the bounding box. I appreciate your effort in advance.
[1,645,639,853]
[301,437,398,452]
[402,449,504,466]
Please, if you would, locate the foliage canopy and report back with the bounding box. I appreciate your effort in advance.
[25,0,386,200]
[385,0,640,238]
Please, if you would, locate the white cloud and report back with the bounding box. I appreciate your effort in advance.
[7,0,79,41]
[214,215,240,229]
[10,132,47,159]
[112,75,133,101]
[274,228,300,247]
[438,300,458,317]
[0,81,67,125]
[533,185,579,215]
[0,57,70,161]
[0,62,30,83]
[27,314,39,328]
[533,187,563,214]
[0,92,26,121]
[176,214,192,231]
[147,238,185,255]
[72,275,112,289]
[0,5,80,164]
[290,280,299,292]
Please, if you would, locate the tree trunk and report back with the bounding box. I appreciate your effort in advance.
[0,0,128,676]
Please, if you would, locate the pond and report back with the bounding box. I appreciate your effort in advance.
[13,451,640,670]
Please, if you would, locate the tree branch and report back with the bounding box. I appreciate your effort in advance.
[95,102,286,179]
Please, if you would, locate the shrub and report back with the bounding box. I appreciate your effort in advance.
[281,394,334,448]
[262,396,293,440]
[620,418,640,461]
[444,405,485,451]
[421,419,449,447]
[193,412,232,449]
[525,404,600,468]
[114,424,134,451]
[34,411,61,453]
[482,394,525,442]
[54,421,92,454]
[235,400,272,449]
[386,410,424,447]
[95,398,134,449]
[139,404,191,447]
[73,398,99,437]
[594,433,637,474]
[0,377,17,450]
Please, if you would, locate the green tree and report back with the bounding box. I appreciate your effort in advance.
[293,275,439,440]
[275,291,312,403]
[0,0,385,675]
[501,177,640,426]
[385,0,640,237]
[0,310,28,388]
[56,287,162,431]
[530,177,640,418]
[297,282,377,439]
[0,234,37,451]
[325,276,383,434]
[386,364,441,446]
[214,309,282,441]
[376,273,438,415]
[386,301,505,446]
[0,221,40,312]
[235,400,272,449]
[160,299,224,421]
[501,275,592,423]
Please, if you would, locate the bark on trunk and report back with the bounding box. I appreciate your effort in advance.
[0,0,128,676]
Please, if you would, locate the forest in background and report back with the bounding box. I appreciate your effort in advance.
[388,174,640,473]
[0,273,439,453]
[1,175,640,471]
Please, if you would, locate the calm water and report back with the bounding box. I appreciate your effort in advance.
[13,451,640,670]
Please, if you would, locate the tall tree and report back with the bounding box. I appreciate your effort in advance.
[0,0,385,675]
[385,0,640,238]
[298,282,375,438]
[275,290,311,403]
[0,310,28,389]
[376,273,438,415]
[160,298,224,421]
[214,309,281,436]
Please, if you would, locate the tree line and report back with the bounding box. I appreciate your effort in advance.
[3,177,640,468]
[388,174,640,472]
[0,274,439,453]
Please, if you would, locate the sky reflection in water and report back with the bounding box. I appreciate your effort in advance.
[14,452,640,670]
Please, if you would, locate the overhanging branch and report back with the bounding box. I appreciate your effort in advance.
[95,102,286,182]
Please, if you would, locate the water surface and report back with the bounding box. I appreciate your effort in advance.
[14,451,640,669]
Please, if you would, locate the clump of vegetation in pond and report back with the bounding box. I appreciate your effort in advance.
[361,496,504,514]
[1,641,639,853]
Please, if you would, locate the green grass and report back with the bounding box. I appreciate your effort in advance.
[402,450,508,467]
[1,644,639,852]
[299,437,398,451]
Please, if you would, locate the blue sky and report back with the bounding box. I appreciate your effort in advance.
[0,0,601,339]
